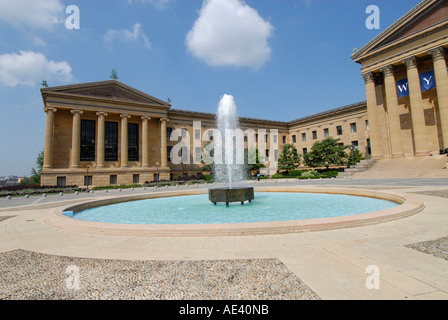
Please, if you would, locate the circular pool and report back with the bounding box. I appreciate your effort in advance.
[70,192,399,225]
[45,187,425,236]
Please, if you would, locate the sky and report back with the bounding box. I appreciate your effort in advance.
[0,0,422,177]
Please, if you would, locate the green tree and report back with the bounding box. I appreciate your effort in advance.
[278,144,301,174]
[347,148,364,166]
[20,150,43,185]
[303,138,347,170]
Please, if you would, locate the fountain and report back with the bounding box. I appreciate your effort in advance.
[208,95,254,206]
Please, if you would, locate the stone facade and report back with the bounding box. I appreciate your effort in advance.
[40,80,368,187]
[352,0,448,159]
[40,0,448,187]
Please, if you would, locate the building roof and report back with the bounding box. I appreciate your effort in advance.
[351,0,446,63]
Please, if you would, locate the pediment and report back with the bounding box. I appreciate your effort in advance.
[42,80,170,107]
[352,0,448,62]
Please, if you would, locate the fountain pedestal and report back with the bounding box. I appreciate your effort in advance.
[209,187,254,207]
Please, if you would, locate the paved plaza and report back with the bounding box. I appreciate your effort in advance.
[1,177,448,300]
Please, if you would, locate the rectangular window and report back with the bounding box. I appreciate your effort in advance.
[265,135,268,143]
[166,127,173,139]
[367,139,371,154]
[292,135,296,143]
[324,128,329,138]
[167,146,173,162]
[282,136,286,144]
[351,141,359,149]
[57,177,66,187]
[366,120,370,131]
[312,131,317,140]
[244,134,248,142]
[128,123,139,161]
[337,125,343,135]
[302,148,308,155]
[105,122,118,161]
[80,120,96,161]
[195,129,201,140]
[153,173,159,183]
[181,146,189,163]
[274,149,278,161]
[265,149,269,158]
[110,175,117,185]
[302,133,306,142]
[350,123,357,133]
[133,174,140,184]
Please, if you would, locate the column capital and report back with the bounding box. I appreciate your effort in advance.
[380,65,394,77]
[120,113,131,119]
[160,117,169,122]
[141,115,151,120]
[403,56,418,70]
[96,111,108,117]
[70,109,84,115]
[362,72,375,84]
[43,107,57,113]
[429,47,446,61]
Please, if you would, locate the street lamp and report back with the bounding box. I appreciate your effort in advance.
[155,162,159,188]
[349,145,355,167]
[86,166,90,192]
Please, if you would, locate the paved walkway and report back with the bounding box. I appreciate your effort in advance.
[1,179,448,300]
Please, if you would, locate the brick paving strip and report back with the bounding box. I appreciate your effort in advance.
[405,236,448,261]
[0,249,320,300]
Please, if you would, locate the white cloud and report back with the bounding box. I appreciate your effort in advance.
[186,0,273,70]
[104,23,152,50]
[0,0,64,30]
[0,51,74,87]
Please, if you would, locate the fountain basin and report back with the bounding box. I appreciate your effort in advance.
[209,187,254,206]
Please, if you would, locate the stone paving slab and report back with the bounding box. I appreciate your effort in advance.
[0,180,448,300]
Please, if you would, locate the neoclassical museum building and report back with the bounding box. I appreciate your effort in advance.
[40,0,448,187]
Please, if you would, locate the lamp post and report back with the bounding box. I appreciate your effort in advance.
[86,166,90,192]
[349,146,355,167]
[156,162,159,188]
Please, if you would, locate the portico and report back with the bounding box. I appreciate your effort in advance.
[352,0,448,159]
[40,80,172,186]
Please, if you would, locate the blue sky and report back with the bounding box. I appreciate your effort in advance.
[0,0,422,176]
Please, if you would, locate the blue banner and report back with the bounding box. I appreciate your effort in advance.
[396,78,409,97]
[396,70,436,97]
[420,70,435,92]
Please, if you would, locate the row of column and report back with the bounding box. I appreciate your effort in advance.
[43,109,169,169]
[363,46,448,159]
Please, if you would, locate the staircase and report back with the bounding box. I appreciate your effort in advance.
[338,159,377,179]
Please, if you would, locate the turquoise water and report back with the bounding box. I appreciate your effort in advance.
[71,192,399,225]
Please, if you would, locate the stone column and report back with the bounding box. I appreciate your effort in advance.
[381,65,404,158]
[120,114,131,168]
[96,112,108,168]
[403,57,429,156]
[160,118,169,167]
[429,47,448,149]
[363,72,383,159]
[141,115,151,167]
[43,107,57,169]
[70,109,83,168]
